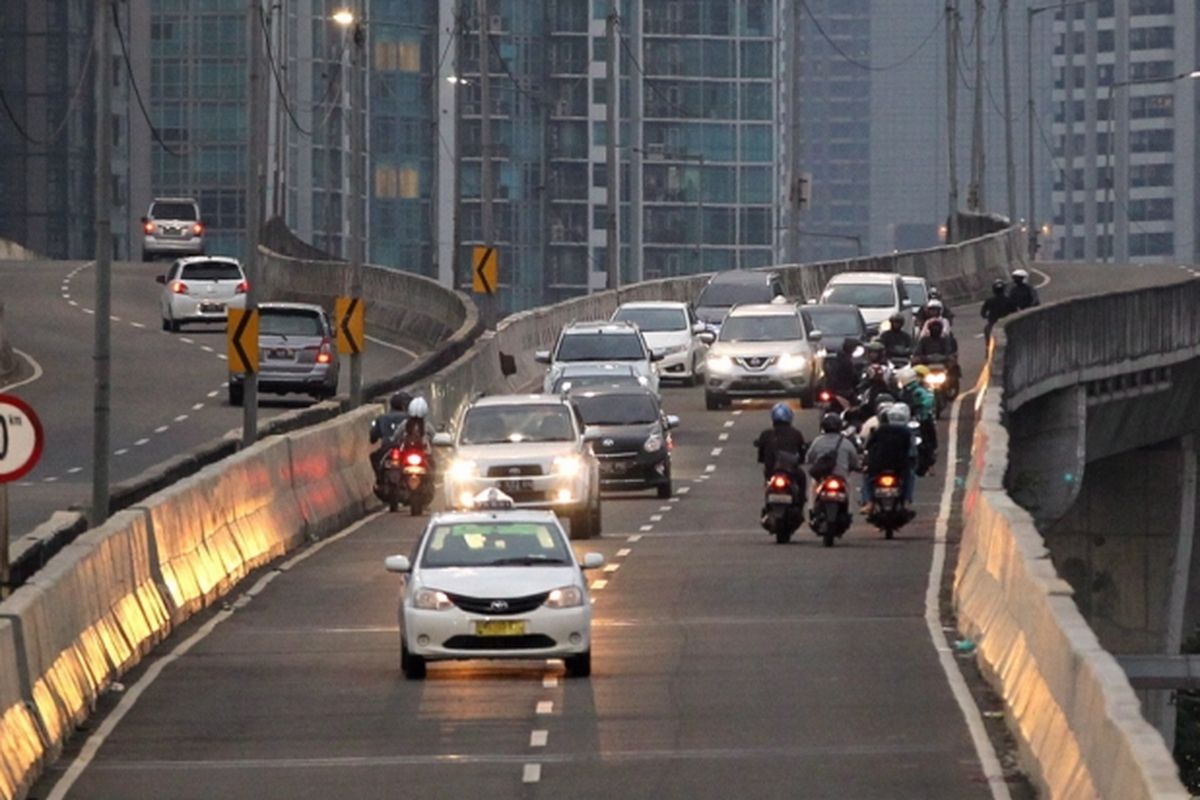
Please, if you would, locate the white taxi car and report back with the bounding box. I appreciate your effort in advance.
[385,489,604,679]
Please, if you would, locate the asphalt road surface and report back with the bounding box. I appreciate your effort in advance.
[32,261,1190,799]
[0,259,416,537]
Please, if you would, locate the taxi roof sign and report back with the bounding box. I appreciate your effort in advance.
[473,488,515,510]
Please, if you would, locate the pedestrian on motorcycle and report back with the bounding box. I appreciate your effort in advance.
[369,391,411,473]
[862,403,918,514]
[897,367,937,475]
[981,278,1016,341]
[878,313,914,361]
[822,337,862,408]
[1007,268,1040,310]
[805,412,862,507]
[754,402,808,482]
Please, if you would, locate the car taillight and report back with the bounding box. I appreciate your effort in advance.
[769,474,790,490]
[404,452,424,467]
[192,222,204,236]
[877,474,897,488]
[315,338,333,364]
[171,281,189,294]
[143,221,155,234]
[235,280,248,294]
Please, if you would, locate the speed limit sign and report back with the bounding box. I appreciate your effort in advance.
[0,394,43,483]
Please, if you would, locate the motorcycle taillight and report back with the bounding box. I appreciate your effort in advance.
[403,451,424,467]
[768,474,790,490]
[823,478,843,492]
[388,448,403,463]
[877,474,897,488]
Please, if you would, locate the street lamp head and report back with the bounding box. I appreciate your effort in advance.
[1189,70,1200,80]
[331,8,355,27]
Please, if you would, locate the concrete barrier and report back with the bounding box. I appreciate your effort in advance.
[0,619,41,800]
[0,239,39,261]
[954,326,1190,799]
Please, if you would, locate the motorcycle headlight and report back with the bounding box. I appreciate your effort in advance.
[413,588,453,611]
[447,459,478,480]
[777,353,808,372]
[545,585,584,609]
[553,455,582,477]
[924,372,947,387]
[707,355,734,373]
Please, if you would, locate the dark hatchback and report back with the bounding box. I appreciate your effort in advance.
[800,303,868,357]
[568,386,679,498]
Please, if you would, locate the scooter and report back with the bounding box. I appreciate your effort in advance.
[866,471,914,539]
[920,356,958,419]
[762,470,805,544]
[809,474,852,547]
[374,445,435,515]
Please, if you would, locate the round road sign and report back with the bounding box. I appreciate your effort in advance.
[0,394,44,483]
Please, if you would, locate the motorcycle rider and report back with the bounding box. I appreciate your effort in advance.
[1007,268,1040,310]
[897,367,937,475]
[858,393,895,443]
[878,313,914,361]
[804,412,862,513]
[755,403,809,517]
[401,396,436,469]
[862,403,918,515]
[914,289,955,331]
[981,278,1016,341]
[913,319,960,389]
[369,391,411,473]
[821,338,862,408]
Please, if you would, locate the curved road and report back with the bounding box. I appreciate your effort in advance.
[0,259,416,536]
[31,261,1189,799]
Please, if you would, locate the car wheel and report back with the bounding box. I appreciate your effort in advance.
[401,642,427,680]
[141,251,152,263]
[564,649,591,678]
[161,317,170,332]
[410,498,424,516]
[589,497,602,536]
[228,383,244,407]
[169,318,181,333]
[656,465,672,499]
[683,355,699,387]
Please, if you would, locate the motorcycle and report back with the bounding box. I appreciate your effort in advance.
[762,469,805,544]
[866,471,914,539]
[919,355,958,419]
[374,445,435,515]
[809,474,852,547]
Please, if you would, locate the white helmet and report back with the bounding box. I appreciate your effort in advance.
[886,404,911,425]
[896,367,917,386]
[407,397,429,419]
[1012,268,1029,281]
[770,294,790,305]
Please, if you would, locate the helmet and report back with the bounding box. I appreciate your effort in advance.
[820,412,843,433]
[992,278,1006,293]
[913,364,930,378]
[928,286,942,300]
[926,299,944,314]
[770,402,794,425]
[1012,268,1029,282]
[888,313,905,329]
[407,397,429,419]
[886,404,912,425]
[874,392,895,412]
[896,367,918,386]
[389,391,412,412]
[866,340,885,353]
[841,337,861,355]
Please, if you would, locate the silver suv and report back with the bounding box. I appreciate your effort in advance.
[433,394,603,539]
[537,321,661,395]
[142,197,205,261]
[228,303,339,406]
[704,303,821,409]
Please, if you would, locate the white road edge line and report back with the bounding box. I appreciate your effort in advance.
[0,348,45,391]
[365,334,420,358]
[926,391,1012,800]
[1029,266,1052,289]
[45,511,386,800]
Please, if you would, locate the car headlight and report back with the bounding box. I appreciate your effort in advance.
[707,355,734,373]
[447,459,478,480]
[777,353,808,372]
[644,432,663,453]
[412,588,453,611]
[662,343,687,355]
[545,585,584,609]
[553,455,582,477]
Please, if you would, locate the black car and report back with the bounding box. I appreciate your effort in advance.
[693,270,786,332]
[800,303,869,357]
[568,386,679,498]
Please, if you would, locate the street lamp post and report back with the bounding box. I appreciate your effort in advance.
[1104,70,1200,263]
[333,7,365,407]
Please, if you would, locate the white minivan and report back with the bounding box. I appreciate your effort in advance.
[818,272,914,336]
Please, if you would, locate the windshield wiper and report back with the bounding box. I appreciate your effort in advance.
[487,555,568,566]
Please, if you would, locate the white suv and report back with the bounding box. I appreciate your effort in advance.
[141,197,205,261]
[537,321,661,395]
[704,303,821,409]
[433,395,603,539]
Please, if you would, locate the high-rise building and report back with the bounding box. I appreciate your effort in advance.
[1051,0,1198,263]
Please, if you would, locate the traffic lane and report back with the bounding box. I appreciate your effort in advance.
[1034,261,1186,302]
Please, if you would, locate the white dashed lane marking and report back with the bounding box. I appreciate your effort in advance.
[718,432,729,441]
[616,548,631,557]
[174,414,188,422]
[657,505,672,512]
[639,525,653,532]
[705,464,716,472]
[192,403,204,411]
[134,438,150,446]
[590,579,608,590]
[627,534,643,543]
[542,676,557,689]
[530,730,548,747]
[522,764,542,783]
[154,425,169,434]
[114,448,128,456]
[723,420,735,428]
[535,701,553,715]
[677,486,690,495]
[67,467,82,474]
[179,337,194,344]
[649,514,663,522]
[603,563,620,573]
[711,447,723,456]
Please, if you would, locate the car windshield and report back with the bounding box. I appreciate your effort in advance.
[460,405,576,444]
[552,374,641,393]
[556,332,646,361]
[903,280,927,306]
[802,309,863,337]
[421,522,571,568]
[612,307,688,333]
[574,394,659,425]
[151,202,198,221]
[822,284,896,309]
[696,281,775,308]
[180,261,242,281]
[719,315,802,342]
[259,310,323,337]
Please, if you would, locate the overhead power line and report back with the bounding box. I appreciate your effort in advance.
[259,5,311,136]
[798,0,943,73]
[0,32,96,146]
[111,1,182,157]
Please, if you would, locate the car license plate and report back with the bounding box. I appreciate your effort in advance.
[199,302,225,313]
[475,620,526,636]
[499,479,533,492]
[599,461,627,475]
[767,493,793,503]
[267,347,294,359]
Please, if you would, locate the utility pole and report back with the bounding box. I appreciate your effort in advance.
[1000,0,1016,222]
[628,0,644,283]
[945,0,960,242]
[969,0,986,211]
[347,3,365,407]
[91,0,112,526]
[605,11,620,290]
[1061,0,1074,259]
[1025,7,1039,258]
[478,0,494,315]
[242,0,264,445]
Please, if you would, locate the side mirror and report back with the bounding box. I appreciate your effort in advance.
[809,329,823,343]
[581,553,605,570]
[141,216,149,224]
[901,299,914,309]
[534,350,551,365]
[432,432,454,447]
[384,555,411,573]
[498,351,517,377]
[691,322,707,334]
[665,414,680,430]
[697,331,716,345]
[155,275,166,284]
[649,349,666,362]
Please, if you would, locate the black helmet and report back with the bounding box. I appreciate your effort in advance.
[888,313,905,329]
[992,278,1006,293]
[928,286,942,300]
[927,319,945,336]
[841,337,861,355]
[820,412,843,433]
[874,392,895,411]
[390,391,412,411]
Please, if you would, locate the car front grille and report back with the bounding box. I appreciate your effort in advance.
[445,591,548,615]
[443,634,557,650]
[735,356,776,370]
[486,464,544,477]
[594,450,639,460]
